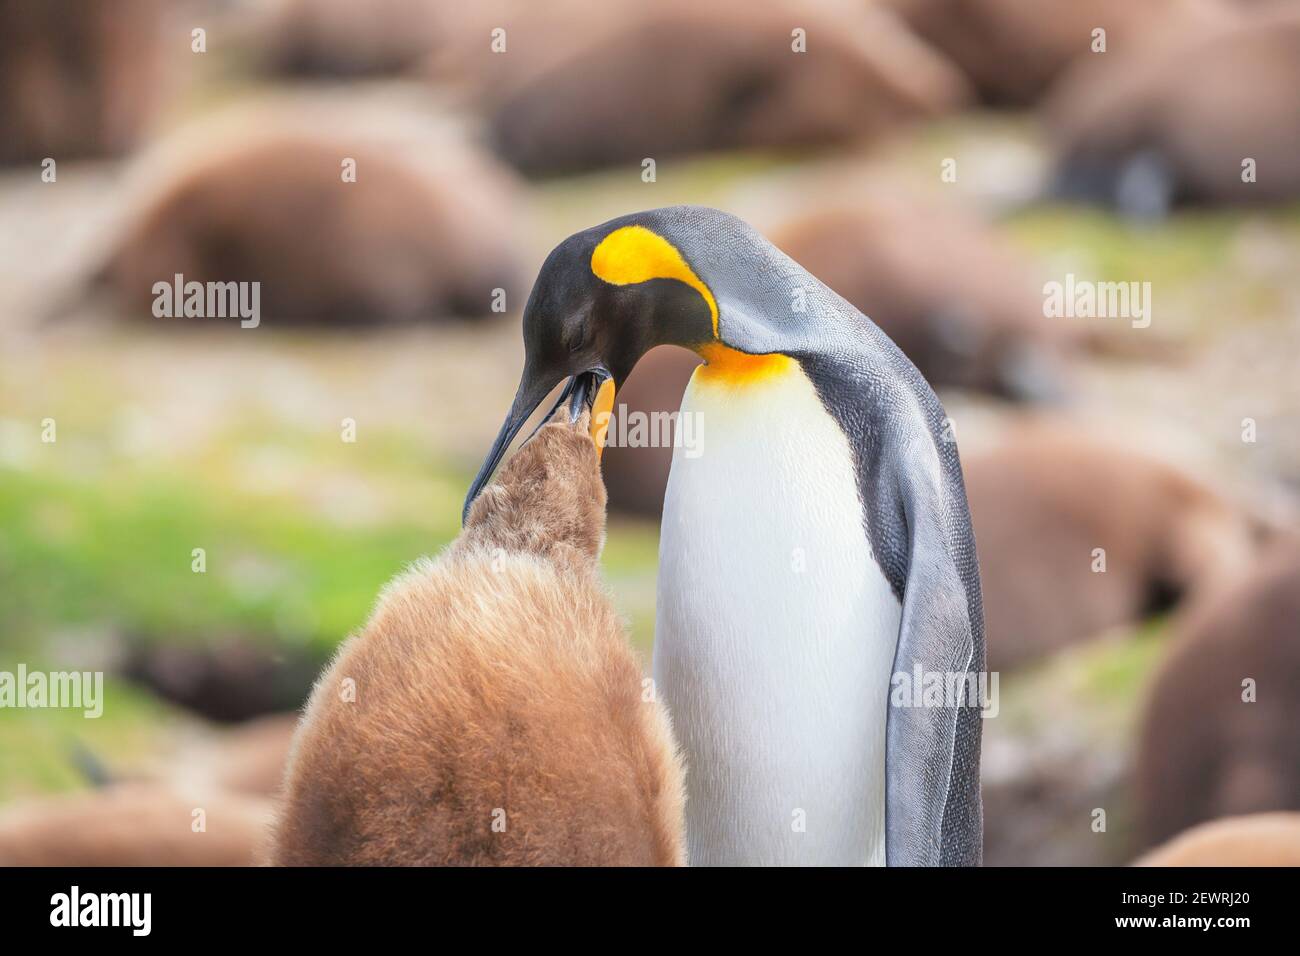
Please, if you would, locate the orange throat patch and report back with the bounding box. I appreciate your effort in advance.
[589,378,616,456]
[694,343,798,387]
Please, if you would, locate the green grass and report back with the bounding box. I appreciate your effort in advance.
[0,679,179,803]
[0,463,442,655]
[1005,202,1300,338]
[600,519,661,653]
[1074,618,1171,712]
[995,619,1172,740]
[0,463,661,657]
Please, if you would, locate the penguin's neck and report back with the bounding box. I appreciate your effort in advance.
[654,356,900,866]
[693,342,798,387]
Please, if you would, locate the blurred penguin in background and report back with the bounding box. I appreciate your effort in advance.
[1136,537,1300,848]
[97,134,523,326]
[599,346,702,518]
[0,0,164,163]
[0,784,272,866]
[478,0,970,175]
[259,0,444,76]
[883,0,1228,106]
[774,195,1070,402]
[1048,5,1300,214]
[1136,812,1300,866]
[965,423,1261,671]
[152,714,300,798]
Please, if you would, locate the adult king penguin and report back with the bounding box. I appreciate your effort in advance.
[466,206,984,866]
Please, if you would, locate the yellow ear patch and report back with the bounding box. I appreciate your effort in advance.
[590,225,719,336]
[591,223,795,389]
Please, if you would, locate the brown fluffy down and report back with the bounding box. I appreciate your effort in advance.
[101,135,521,326]
[0,0,163,164]
[965,422,1259,671]
[1046,6,1300,207]
[272,413,686,865]
[1135,813,1300,866]
[1135,538,1300,849]
[480,0,968,174]
[883,0,1226,106]
[260,0,444,77]
[0,784,273,866]
[149,714,300,798]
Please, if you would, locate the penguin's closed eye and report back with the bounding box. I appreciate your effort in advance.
[562,314,592,353]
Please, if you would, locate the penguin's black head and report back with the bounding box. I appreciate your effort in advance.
[463,214,719,521]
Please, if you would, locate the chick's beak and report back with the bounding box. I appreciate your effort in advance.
[566,369,616,451]
[462,367,613,524]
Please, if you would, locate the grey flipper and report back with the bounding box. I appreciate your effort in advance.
[885,454,982,865]
[775,331,987,865]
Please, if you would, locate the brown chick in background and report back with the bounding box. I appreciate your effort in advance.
[773,198,1069,402]
[0,784,273,866]
[100,136,521,327]
[259,0,443,77]
[600,346,702,519]
[965,422,1260,671]
[1135,538,1300,849]
[1047,5,1300,212]
[153,713,301,798]
[0,0,164,164]
[1136,812,1300,866]
[482,0,969,175]
[883,0,1227,106]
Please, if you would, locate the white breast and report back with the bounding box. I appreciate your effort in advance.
[653,360,902,866]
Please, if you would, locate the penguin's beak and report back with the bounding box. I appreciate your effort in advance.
[462,367,612,524]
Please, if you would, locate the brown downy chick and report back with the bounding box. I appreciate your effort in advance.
[144,714,301,798]
[0,784,273,866]
[0,0,164,164]
[272,409,685,865]
[1135,813,1300,867]
[481,0,968,175]
[99,135,522,328]
[1135,538,1300,848]
[964,422,1261,671]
